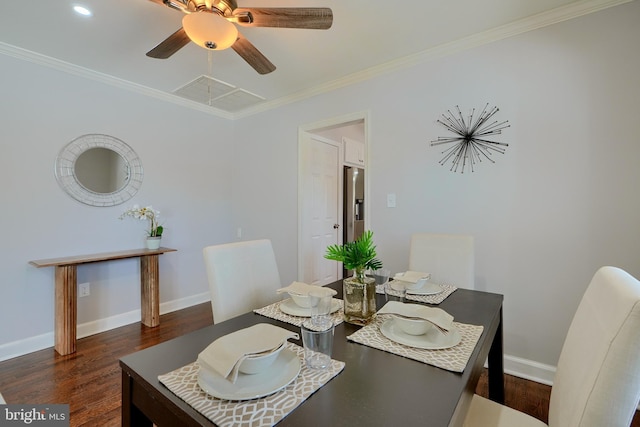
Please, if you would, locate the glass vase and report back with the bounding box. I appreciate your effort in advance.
[342,275,377,325]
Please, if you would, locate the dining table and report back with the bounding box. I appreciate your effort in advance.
[120,279,504,427]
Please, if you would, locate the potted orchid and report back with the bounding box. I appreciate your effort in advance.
[120,205,164,249]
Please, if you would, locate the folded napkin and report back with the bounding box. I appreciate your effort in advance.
[377,301,454,331]
[197,323,299,383]
[277,281,337,297]
[394,271,431,283]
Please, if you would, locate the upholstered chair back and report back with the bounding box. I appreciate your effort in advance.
[409,233,475,289]
[548,266,640,426]
[203,239,281,324]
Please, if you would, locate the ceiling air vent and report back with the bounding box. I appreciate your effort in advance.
[173,75,266,112]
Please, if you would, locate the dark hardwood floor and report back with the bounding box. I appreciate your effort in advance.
[0,303,638,426]
[0,303,214,426]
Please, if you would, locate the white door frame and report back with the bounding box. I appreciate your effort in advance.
[297,110,370,282]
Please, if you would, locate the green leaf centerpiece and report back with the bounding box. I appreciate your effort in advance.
[325,230,382,325]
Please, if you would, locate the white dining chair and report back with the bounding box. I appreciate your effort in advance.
[464,266,640,427]
[408,233,475,289]
[203,239,282,324]
[0,391,5,404]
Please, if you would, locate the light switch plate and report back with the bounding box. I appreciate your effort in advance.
[387,193,396,208]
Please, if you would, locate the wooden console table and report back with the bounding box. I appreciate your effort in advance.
[29,247,177,356]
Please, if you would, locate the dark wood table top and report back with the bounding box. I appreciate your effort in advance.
[120,281,503,427]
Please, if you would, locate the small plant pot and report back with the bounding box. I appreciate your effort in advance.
[146,237,161,250]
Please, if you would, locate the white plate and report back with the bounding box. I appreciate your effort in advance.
[403,282,443,296]
[379,318,461,350]
[279,298,341,317]
[197,348,301,401]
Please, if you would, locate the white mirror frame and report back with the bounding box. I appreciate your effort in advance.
[55,134,143,207]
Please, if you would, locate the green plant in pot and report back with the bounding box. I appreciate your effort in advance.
[325,230,382,325]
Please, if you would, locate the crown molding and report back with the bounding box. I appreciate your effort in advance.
[0,0,631,120]
[233,0,633,119]
[0,42,235,120]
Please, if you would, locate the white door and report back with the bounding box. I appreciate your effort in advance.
[299,134,341,285]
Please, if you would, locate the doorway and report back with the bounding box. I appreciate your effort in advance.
[297,111,369,285]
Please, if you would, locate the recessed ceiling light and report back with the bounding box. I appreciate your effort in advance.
[73,5,92,16]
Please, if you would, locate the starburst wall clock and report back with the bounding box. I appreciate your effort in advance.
[431,104,510,173]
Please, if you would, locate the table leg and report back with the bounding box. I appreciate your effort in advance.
[487,306,505,403]
[54,265,77,355]
[121,370,153,427]
[140,255,160,327]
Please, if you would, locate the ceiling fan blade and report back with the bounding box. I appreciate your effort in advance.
[232,8,333,29]
[146,27,191,59]
[231,32,276,75]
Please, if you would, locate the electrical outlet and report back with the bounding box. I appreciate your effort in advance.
[79,282,90,297]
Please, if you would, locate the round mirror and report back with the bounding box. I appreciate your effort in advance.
[75,147,129,193]
[55,134,143,206]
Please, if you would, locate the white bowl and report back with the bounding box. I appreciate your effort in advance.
[238,343,285,375]
[289,293,311,308]
[403,277,428,290]
[393,315,432,336]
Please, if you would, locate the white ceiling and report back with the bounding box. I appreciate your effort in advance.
[0,0,629,117]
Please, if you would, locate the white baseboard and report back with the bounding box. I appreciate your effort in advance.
[0,292,211,362]
[504,354,556,386]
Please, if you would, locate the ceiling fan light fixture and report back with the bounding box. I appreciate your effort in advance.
[182,12,238,51]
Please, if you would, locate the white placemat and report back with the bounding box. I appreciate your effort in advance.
[376,283,457,305]
[254,299,345,327]
[347,316,483,372]
[159,342,345,427]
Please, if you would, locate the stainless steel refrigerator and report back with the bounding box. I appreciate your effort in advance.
[344,166,365,245]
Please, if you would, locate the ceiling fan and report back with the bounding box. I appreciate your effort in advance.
[146,0,333,75]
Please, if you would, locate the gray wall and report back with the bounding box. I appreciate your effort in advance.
[0,54,235,358]
[1,1,638,384]
[230,2,640,382]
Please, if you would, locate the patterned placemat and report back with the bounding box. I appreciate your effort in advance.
[254,299,345,327]
[159,342,345,427]
[375,283,457,305]
[347,316,483,372]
